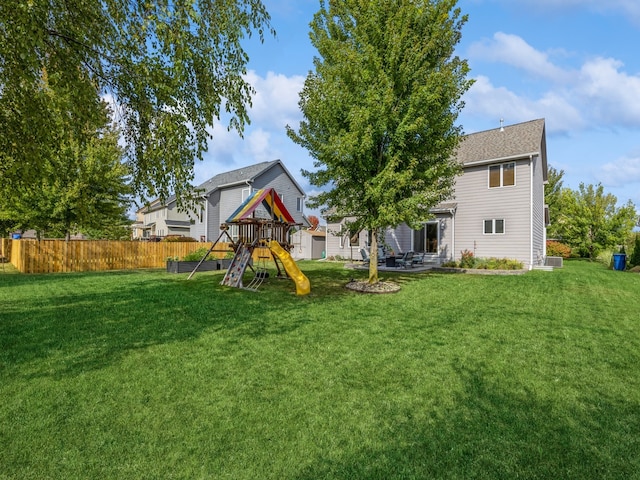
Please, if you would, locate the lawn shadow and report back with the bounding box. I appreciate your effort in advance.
[1,264,382,378]
[293,363,640,479]
[2,269,322,378]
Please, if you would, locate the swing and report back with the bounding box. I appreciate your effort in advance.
[243,249,270,292]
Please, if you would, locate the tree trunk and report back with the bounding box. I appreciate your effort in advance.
[368,227,379,284]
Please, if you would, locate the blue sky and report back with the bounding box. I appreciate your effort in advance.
[193,0,640,216]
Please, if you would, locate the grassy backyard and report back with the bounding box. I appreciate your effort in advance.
[1,261,639,479]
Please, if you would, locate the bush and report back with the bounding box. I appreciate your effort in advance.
[459,249,475,268]
[163,235,197,242]
[445,252,523,270]
[181,247,214,262]
[546,240,571,258]
[629,234,640,267]
[475,257,524,270]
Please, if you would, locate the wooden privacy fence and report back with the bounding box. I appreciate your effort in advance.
[8,239,230,273]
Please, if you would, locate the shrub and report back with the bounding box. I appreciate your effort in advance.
[181,247,214,262]
[546,240,571,258]
[459,249,475,268]
[475,257,524,270]
[163,235,197,242]
[629,234,640,267]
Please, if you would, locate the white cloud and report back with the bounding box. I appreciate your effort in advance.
[244,70,305,128]
[599,154,640,187]
[468,32,573,82]
[246,128,277,163]
[193,70,308,184]
[465,32,640,132]
[575,57,640,126]
[463,76,583,133]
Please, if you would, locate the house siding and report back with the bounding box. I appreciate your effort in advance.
[189,204,206,241]
[219,186,246,227]
[325,217,368,260]
[383,224,411,254]
[452,158,533,266]
[199,190,222,242]
[252,164,306,225]
[531,154,546,265]
[440,216,454,261]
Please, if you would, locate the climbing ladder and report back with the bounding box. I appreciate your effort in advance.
[220,245,253,288]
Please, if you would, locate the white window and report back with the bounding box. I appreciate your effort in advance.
[241,188,251,202]
[484,219,505,235]
[296,197,303,212]
[489,162,515,188]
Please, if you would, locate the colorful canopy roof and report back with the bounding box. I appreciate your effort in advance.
[226,188,296,224]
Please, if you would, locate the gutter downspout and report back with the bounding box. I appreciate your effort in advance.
[452,209,456,262]
[204,195,209,242]
[529,155,534,270]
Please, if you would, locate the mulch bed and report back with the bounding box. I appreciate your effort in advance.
[345,280,401,294]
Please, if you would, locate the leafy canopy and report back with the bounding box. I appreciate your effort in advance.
[287,0,472,281]
[0,0,273,206]
[1,95,131,239]
[554,183,636,259]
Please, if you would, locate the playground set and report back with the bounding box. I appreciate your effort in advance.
[187,188,310,295]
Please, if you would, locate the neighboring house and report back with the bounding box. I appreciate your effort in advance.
[290,228,326,260]
[324,119,549,269]
[135,160,308,242]
[133,197,192,240]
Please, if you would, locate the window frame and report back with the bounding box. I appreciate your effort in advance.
[488,162,516,188]
[483,219,505,235]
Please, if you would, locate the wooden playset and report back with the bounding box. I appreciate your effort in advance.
[187,188,310,295]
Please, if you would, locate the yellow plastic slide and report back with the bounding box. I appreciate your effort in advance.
[268,240,311,295]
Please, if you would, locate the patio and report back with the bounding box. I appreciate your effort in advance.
[346,262,434,273]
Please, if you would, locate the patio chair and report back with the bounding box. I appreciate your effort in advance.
[412,252,425,266]
[395,251,414,268]
[360,248,370,265]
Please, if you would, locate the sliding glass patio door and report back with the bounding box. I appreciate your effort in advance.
[413,222,439,253]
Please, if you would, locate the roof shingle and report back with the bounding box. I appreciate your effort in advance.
[455,118,545,165]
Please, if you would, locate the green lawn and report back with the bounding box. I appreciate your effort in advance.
[1,261,639,479]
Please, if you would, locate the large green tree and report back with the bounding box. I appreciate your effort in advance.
[3,113,131,240]
[556,183,636,259]
[0,0,272,205]
[544,165,565,239]
[287,0,472,283]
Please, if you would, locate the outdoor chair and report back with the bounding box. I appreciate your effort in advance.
[412,253,425,266]
[395,251,414,268]
[360,248,370,265]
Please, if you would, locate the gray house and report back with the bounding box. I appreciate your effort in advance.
[324,119,549,270]
[135,160,308,242]
[191,159,308,242]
